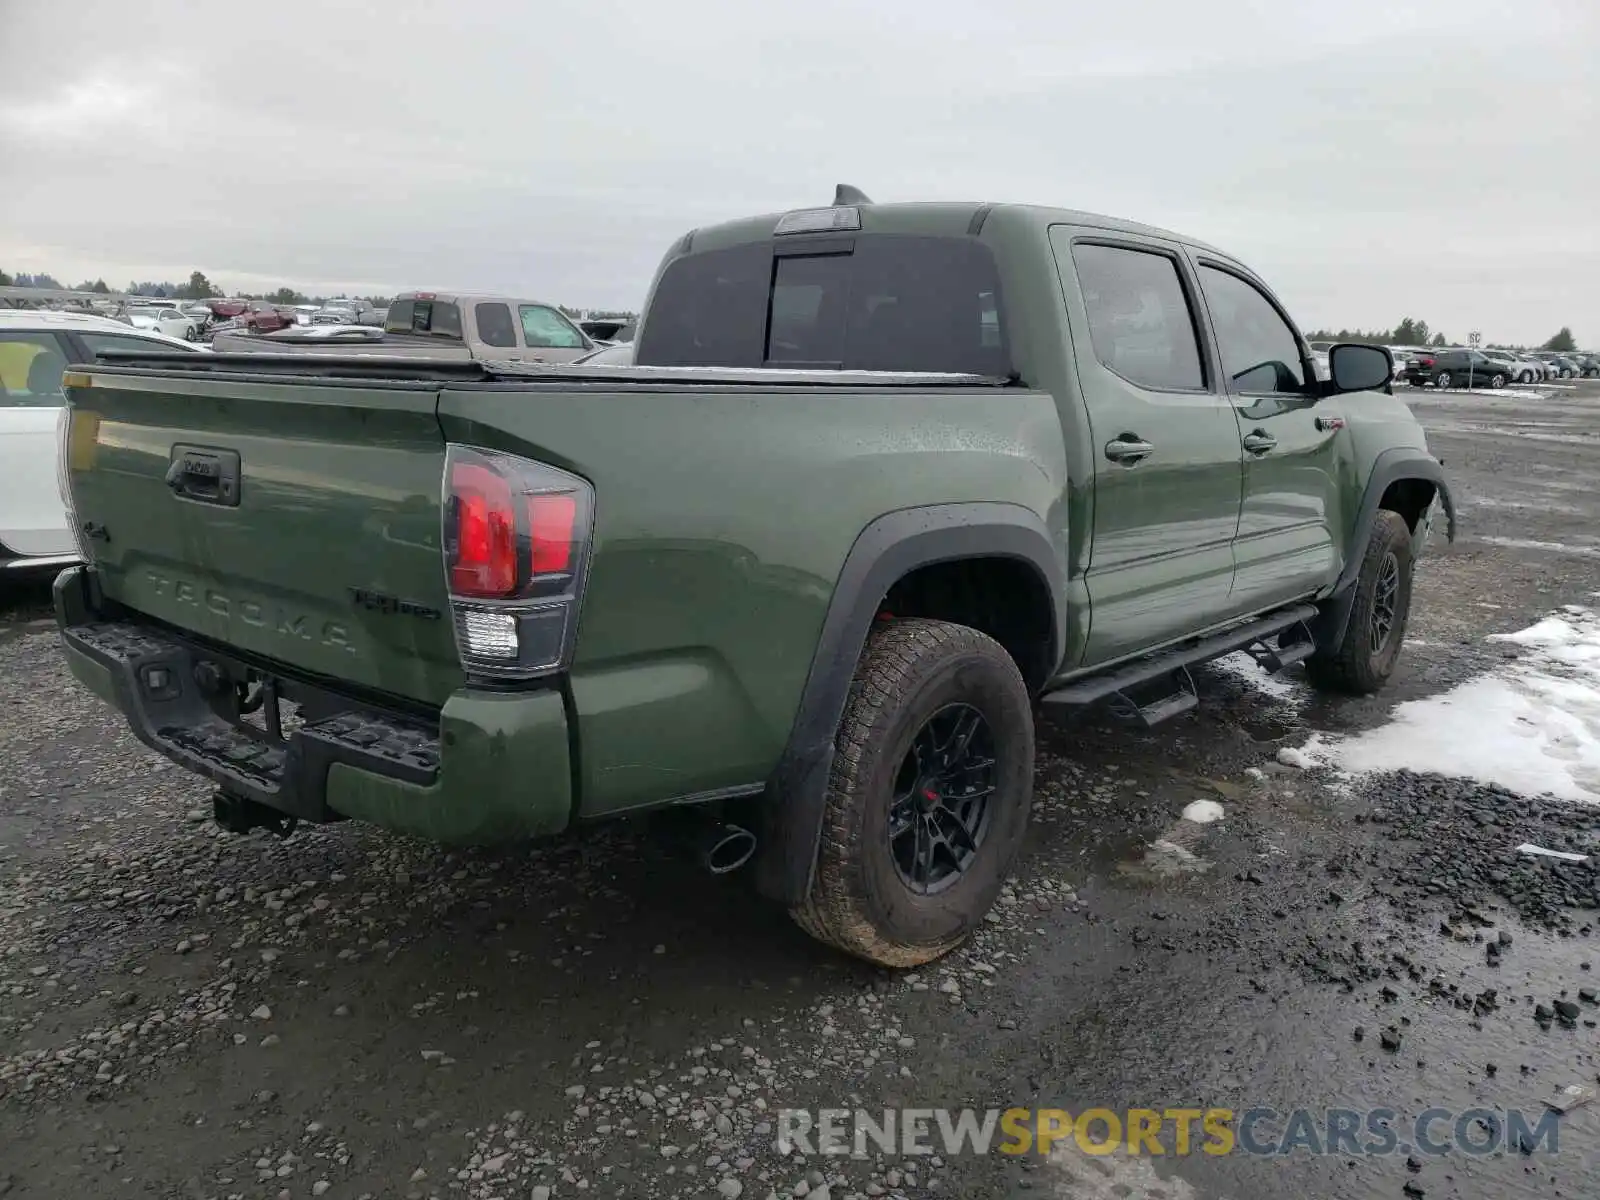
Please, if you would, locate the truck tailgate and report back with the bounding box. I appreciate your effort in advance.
[64,368,463,707]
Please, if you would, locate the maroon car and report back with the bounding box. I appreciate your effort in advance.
[238,301,297,333]
[206,298,249,320]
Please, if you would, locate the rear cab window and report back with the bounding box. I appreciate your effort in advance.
[384,299,415,333]
[408,300,462,339]
[635,234,1013,377]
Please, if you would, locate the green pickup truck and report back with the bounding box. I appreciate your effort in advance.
[52,189,1455,967]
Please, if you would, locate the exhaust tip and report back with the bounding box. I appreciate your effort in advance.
[704,824,757,875]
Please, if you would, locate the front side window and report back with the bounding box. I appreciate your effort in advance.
[475,302,516,348]
[1068,242,1205,391]
[1197,265,1308,395]
[519,305,585,349]
[0,332,70,407]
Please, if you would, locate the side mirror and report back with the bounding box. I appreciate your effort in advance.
[1326,343,1392,394]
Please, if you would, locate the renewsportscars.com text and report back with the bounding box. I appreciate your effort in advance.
[776,1106,1561,1158]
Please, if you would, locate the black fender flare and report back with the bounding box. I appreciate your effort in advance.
[751,502,1065,905]
[1311,448,1457,651]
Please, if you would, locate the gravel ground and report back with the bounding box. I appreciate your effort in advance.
[3,381,1600,1200]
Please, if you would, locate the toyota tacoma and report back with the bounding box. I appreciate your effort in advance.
[51,188,1455,967]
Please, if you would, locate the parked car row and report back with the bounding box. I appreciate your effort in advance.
[211,291,600,362]
[117,296,383,342]
[1401,346,1600,388]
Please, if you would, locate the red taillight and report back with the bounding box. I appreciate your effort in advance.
[528,494,577,574]
[442,445,594,679]
[448,462,517,597]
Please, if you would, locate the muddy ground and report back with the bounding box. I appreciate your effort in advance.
[3,381,1599,1200]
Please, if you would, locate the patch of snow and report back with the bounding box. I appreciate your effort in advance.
[1244,766,1267,782]
[1293,607,1600,804]
[1517,843,1589,863]
[1209,652,1303,701]
[1276,746,1318,770]
[1431,387,1548,400]
[1181,799,1224,824]
[1477,536,1600,559]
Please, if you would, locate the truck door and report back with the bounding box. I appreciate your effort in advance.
[467,300,532,363]
[1050,227,1245,664]
[1188,257,1344,614]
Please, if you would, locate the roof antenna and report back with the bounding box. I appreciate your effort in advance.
[833,184,873,206]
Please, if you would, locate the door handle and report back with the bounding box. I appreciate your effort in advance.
[165,445,242,506]
[1242,430,1278,455]
[1103,435,1155,465]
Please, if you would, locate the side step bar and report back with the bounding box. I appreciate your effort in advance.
[1042,603,1319,727]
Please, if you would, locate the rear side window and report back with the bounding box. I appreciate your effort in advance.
[0,332,70,407]
[475,302,516,348]
[384,299,415,333]
[636,235,1012,376]
[519,305,586,350]
[1068,243,1205,391]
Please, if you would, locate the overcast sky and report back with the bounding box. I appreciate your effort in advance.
[2,0,1596,343]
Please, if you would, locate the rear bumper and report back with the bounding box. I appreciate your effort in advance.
[54,567,572,845]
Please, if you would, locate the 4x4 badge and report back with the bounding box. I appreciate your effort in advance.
[348,587,442,620]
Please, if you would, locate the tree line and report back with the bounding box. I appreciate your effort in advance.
[0,268,388,307]
[1298,316,1580,353]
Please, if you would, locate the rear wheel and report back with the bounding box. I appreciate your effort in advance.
[791,618,1034,967]
[1306,510,1415,695]
[1434,370,1452,389]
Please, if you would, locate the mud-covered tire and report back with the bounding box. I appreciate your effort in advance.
[790,618,1034,967]
[1306,510,1415,695]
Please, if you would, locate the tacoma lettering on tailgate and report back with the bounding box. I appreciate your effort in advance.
[143,570,358,656]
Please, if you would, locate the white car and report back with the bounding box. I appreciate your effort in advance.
[0,310,201,574]
[1482,350,1542,384]
[126,305,200,342]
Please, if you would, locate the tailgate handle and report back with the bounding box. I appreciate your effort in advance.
[166,446,241,507]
